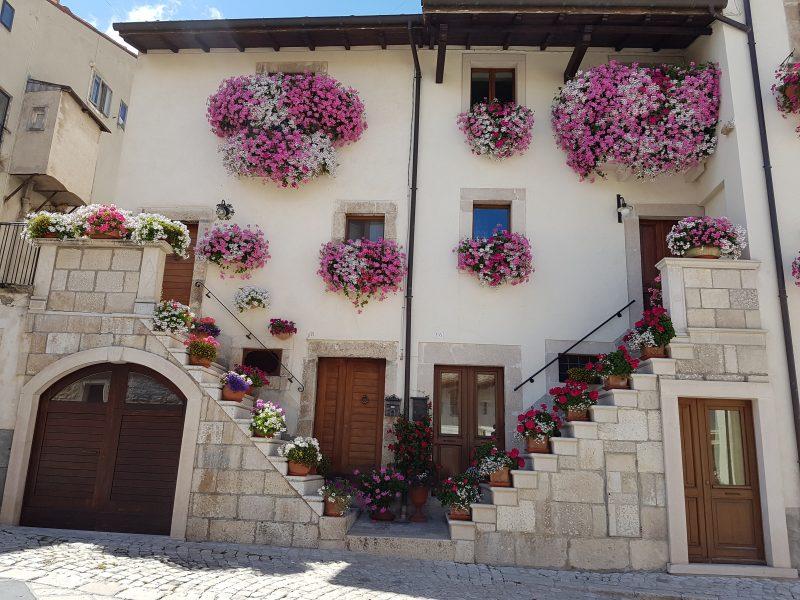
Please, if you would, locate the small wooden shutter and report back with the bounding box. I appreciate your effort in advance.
[161,223,198,305]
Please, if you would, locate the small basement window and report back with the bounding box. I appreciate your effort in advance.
[557,353,596,383]
[346,215,385,242]
[1,1,14,31]
[472,204,510,238]
[241,348,283,377]
[28,106,46,131]
[470,68,515,105]
[118,101,128,129]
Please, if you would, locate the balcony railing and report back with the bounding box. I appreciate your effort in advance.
[0,222,39,287]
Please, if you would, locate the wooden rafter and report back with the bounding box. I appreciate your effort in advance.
[435,23,448,84]
[159,34,179,53]
[194,34,210,52]
[564,25,593,83]
[229,32,245,52]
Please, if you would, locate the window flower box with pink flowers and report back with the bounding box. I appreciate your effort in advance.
[454,230,533,287]
[195,223,270,279]
[457,100,535,159]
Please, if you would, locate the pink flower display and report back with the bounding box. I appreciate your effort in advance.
[195,223,270,279]
[74,204,130,238]
[793,255,800,287]
[457,100,535,159]
[317,238,407,310]
[666,216,747,260]
[552,61,721,180]
[206,73,366,187]
[773,62,800,136]
[454,230,533,287]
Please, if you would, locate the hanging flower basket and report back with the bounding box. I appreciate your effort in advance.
[552,61,721,180]
[456,101,535,159]
[773,62,800,136]
[234,286,271,312]
[195,223,270,279]
[318,238,407,310]
[207,72,366,187]
[153,300,194,334]
[269,318,297,340]
[455,230,533,287]
[666,216,748,260]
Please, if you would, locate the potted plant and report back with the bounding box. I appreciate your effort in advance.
[128,213,192,257]
[773,61,800,136]
[235,364,268,393]
[436,471,481,521]
[183,334,219,367]
[219,371,252,402]
[152,300,194,334]
[477,446,524,488]
[355,466,407,521]
[195,222,270,279]
[565,366,602,386]
[74,204,130,239]
[249,399,286,438]
[388,411,435,523]
[320,479,355,517]
[550,380,600,422]
[454,230,533,287]
[588,346,640,391]
[269,318,297,340]
[470,438,498,472]
[625,306,676,359]
[279,437,321,476]
[457,100,535,159]
[234,286,271,312]
[515,404,562,453]
[191,316,221,338]
[22,211,76,240]
[666,216,748,260]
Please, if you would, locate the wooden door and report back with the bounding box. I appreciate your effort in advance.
[679,398,765,564]
[313,358,385,475]
[639,219,679,307]
[22,364,186,535]
[161,222,198,305]
[433,366,505,477]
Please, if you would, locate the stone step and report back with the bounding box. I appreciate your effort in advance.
[185,362,226,379]
[523,453,559,473]
[469,503,497,524]
[561,421,598,439]
[302,495,324,516]
[479,483,518,506]
[510,469,537,489]
[221,404,251,420]
[152,331,186,349]
[219,397,254,409]
[446,516,476,541]
[203,386,221,402]
[550,437,578,456]
[252,437,285,457]
[598,388,639,408]
[631,373,658,391]
[637,357,677,376]
[286,475,324,496]
[589,405,618,423]
[345,534,458,562]
[267,456,288,475]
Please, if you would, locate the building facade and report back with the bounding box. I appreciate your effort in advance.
[1,0,800,576]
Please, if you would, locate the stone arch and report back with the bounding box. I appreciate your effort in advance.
[0,346,203,538]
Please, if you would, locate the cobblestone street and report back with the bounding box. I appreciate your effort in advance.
[0,527,797,600]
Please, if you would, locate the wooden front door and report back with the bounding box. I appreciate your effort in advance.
[639,218,679,307]
[433,366,505,477]
[21,364,186,535]
[679,398,765,564]
[161,222,198,305]
[313,358,385,476]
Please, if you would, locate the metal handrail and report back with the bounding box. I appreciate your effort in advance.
[194,280,305,392]
[514,299,636,392]
[0,222,39,287]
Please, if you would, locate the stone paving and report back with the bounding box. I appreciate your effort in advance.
[0,527,797,600]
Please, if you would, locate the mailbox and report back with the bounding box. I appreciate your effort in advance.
[384,394,401,417]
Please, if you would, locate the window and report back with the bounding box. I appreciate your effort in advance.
[89,73,112,117]
[472,204,510,238]
[0,1,14,31]
[28,106,46,131]
[346,215,385,242]
[557,353,596,383]
[241,349,283,377]
[0,89,9,147]
[470,68,515,105]
[118,100,128,129]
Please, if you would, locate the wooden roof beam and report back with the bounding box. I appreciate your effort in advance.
[343,32,351,50]
[230,32,245,52]
[564,25,593,83]
[265,33,280,52]
[435,24,448,84]
[305,32,316,51]
[379,31,387,49]
[194,34,210,52]
[159,34,179,53]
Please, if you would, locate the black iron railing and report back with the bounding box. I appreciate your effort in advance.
[194,280,305,392]
[0,222,39,287]
[514,299,636,392]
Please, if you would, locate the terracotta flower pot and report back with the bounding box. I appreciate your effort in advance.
[88,231,124,240]
[409,485,429,523]
[684,245,721,259]
[489,466,512,487]
[39,232,59,239]
[641,345,668,360]
[449,507,471,521]
[786,85,799,101]
[188,355,211,368]
[274,332,293,341]
[251,430,272,439]
[566,408,590,422]
[603,375,630,390]
[221,385,247,402]
[287,461,311,476]
[370,509,396,522]
[324,498,347,517]
[526,436,550,454]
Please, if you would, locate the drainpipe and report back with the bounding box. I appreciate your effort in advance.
[403,23,422,420]
[713,2,800,461]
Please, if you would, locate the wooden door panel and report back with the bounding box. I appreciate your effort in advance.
[639,219,679,307]
[313,358,344,469]
[161,222,198,305]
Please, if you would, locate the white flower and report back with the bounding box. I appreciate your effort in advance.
[234,286,271,312]
[129,213,191,258]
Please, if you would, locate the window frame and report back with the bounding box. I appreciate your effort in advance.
[556,353,596,383]
[471,203,511,238]
[118,100,128,129]
[241,348,283,377]
[345,214,386,242]
[88,72,113,117]
[0,88,10,149]
[470,67,516,105]
[0,0,14,31]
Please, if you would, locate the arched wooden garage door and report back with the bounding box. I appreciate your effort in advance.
[21,364,186,535]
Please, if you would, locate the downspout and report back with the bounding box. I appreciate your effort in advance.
[713,2,800,460]
[403,23,422,419]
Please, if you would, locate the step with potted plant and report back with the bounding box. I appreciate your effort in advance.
[219,371,252,402]
[279,437,322,477]
[550,380,600,422]
[516,404,562,453]
[321,479,356,517]
[625,306,676,360]
[249,399,286,439]
[355,467,407,522]
[388,411,435,523]
[435,470,481,521]
[183,334,219,368]
[477,446,524,487]
[587,346,639,391]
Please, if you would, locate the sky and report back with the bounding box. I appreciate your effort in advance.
[69,0,422,50]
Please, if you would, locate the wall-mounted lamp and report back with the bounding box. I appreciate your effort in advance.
[215,199,235,221]
[616,194,632,223]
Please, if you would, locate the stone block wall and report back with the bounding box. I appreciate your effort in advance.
[658,258,767,381]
